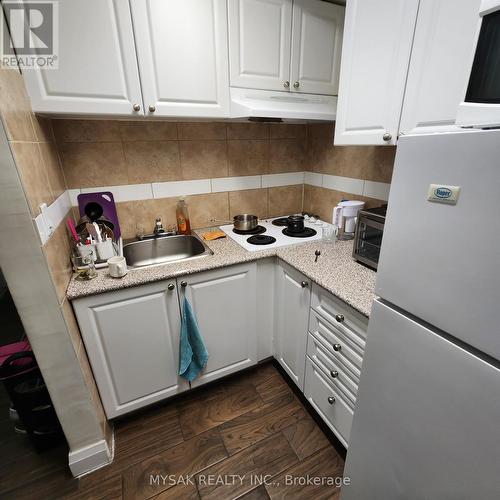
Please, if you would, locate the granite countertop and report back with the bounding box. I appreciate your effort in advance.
[67,230,377,317]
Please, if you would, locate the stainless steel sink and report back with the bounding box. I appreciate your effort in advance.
[123,234,213,269]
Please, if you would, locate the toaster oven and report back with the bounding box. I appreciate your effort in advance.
[352,206,386,270]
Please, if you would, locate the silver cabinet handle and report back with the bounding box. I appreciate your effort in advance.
[133,103,140,112]
[301,281,308,288]
[383,132,392,142]
[149,104,156,113]
[180,281,187,288]
[335,314,344,323]
[328,396,336,405]
[167,283,175,291]
[333,343,341,352]
[284,81,290,88]
[293,81,300,89]
[330,370,338,378]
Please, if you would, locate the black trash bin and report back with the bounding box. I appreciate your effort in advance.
[0,351,64,451]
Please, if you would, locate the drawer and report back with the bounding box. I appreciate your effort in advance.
[309,310,364,378]
[311,284,368,351]
[307,333,357,407]
[304,357,353,447]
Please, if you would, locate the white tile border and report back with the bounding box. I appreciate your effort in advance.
[35,172,390,245]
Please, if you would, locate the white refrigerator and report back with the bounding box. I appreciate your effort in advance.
[341,129,500,500]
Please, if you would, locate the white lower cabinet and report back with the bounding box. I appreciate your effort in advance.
[274,261,311,391]
[179,263,258,388]
[72,280,188,418]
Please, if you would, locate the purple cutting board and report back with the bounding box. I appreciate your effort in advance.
[77,192,121,240]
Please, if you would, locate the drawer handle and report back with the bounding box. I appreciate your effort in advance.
[328,396,336,405]
[330,370,338,378]
[301,281,309,288]
[181,281,187,288]
[167,283,175,291]
[333,343,342,352]
[335,314,345,323]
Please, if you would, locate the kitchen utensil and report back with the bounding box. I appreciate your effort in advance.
[83,201,103,222]
[333,200,365,240]
[86,223,98,242]
[93,222,102,243]
[233,214,258,232]
[286,215,305,234]
[108,256,127,278]
[78,192,121,240]
[67,218,80,244]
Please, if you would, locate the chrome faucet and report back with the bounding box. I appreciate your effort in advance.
[136,218,176,240]
[153,217,165,235]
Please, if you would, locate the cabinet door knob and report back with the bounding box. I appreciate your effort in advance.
[383,132,392,142]
[333,343,341,352]
[149,104,156,113]
[132,103,140,112]
[335,314,344,323]
[330,370,338,378]
[180,281,187,288]
[301,281,308,288]
[284,81,290,88]
[167,283,175,291]
[328,396,336,405]
[293,81,300,89]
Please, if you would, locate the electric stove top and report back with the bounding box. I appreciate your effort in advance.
[220,215,331,252]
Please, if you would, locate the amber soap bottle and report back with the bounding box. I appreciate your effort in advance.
[176,197,191,235]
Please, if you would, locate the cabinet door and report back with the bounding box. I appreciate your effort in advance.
[131,0,230,118]
[399,0,482,135]
[179,264,257,388]
[228,0,292,91]
[21,0,143,116]
[73,281,188,418]
[274,261,311,390]
[334,0,419,145]
[290,0,344,96]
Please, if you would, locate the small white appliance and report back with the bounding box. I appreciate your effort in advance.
[456,1,500,128]
[220,216,331,252]
[332,200,365,239]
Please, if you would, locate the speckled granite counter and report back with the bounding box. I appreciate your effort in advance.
[67,231,377,317]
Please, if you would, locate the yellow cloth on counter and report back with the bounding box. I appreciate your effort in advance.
[202,230,226,241]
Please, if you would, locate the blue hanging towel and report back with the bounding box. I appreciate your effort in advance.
[179,296,209,381]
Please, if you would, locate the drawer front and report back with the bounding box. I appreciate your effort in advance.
[309,310,363,378]
[304,357,353,447]
[311,284,368,351]
[307,333,357,407]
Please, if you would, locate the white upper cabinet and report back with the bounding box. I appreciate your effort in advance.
[399,0,482,135]
[290,0,344,96]
[228,0,292,91]
[228,0,344,96]
[334,0,419,145]
[22,0,143,116]
[130,0,230,118]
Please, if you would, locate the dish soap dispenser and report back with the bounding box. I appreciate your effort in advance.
[176,196,191,235]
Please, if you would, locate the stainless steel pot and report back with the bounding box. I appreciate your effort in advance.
[233,214,258,232]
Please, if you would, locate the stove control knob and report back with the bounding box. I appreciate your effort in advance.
[301,281,309,288]
[333,343,342,352]
[328,396,336,405]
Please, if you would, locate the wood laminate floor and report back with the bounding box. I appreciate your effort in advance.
[1,362,346,500]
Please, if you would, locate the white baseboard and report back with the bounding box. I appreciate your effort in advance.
[68,437,112,477]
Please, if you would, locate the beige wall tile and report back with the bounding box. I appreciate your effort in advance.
[270,123,307,139]
[11,142,54,215]
[229,189,269,219]
[52,119,121,143]
[124,141,181,183]
[0,66,36,141]
[226,122,269,140]
[31,114,55,143]
[268,185,303,217]
[61,298,83,355]
[187,192,229,228]
[307,122,334,140]
[361,146,396,183]
[180,140,228,179]
[178,122,226,140]
[119,121,178,141]
[59,142,127,188]
[39,141,67,198]
[228,140,269,176]
[269,138,306,173]
[43,219,73,304]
